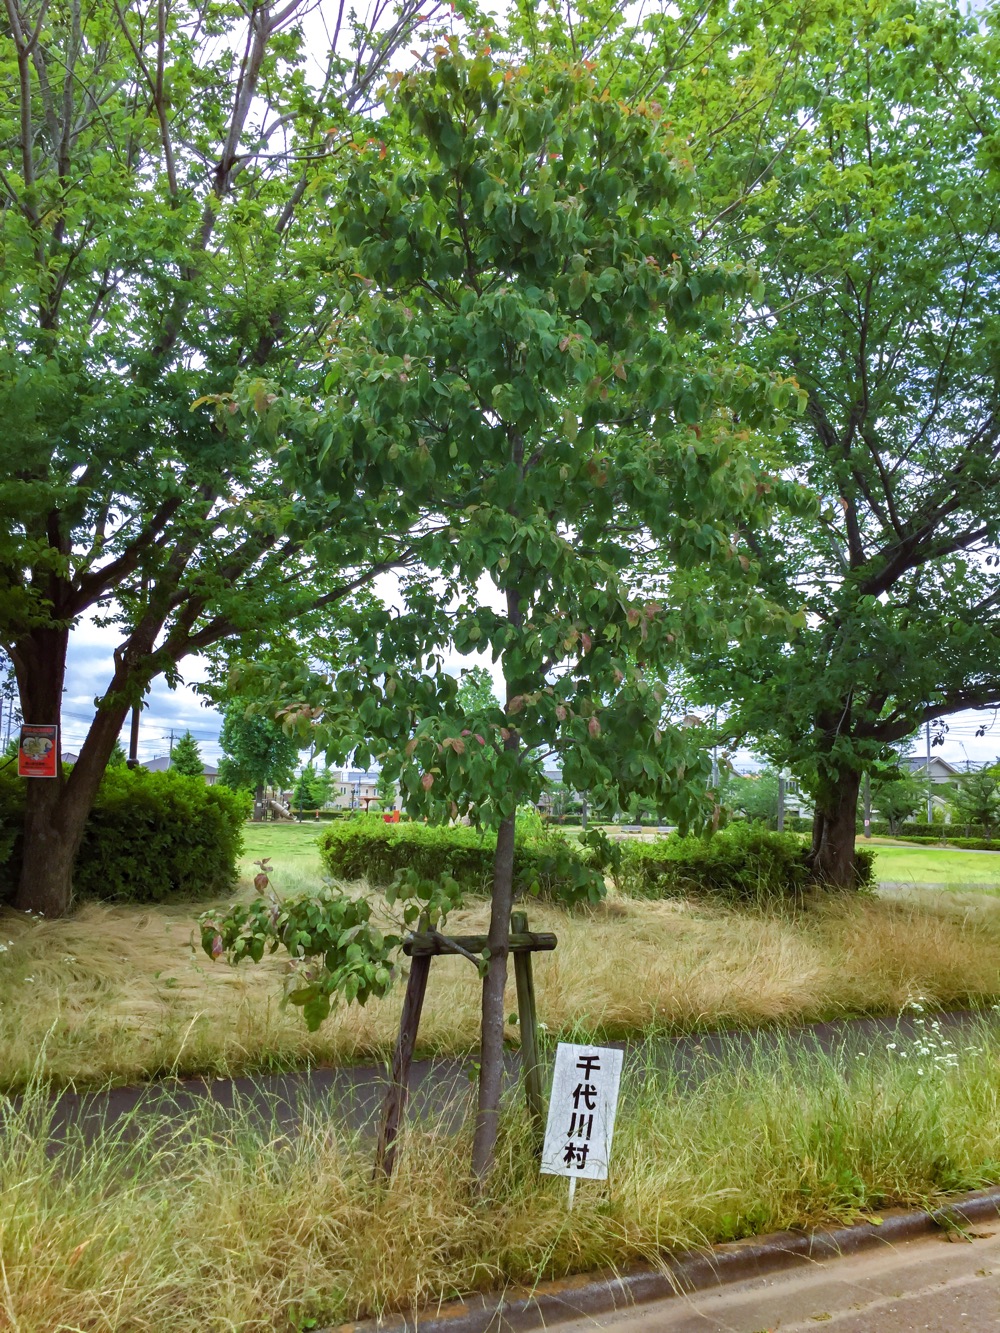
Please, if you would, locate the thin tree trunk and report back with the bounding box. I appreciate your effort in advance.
[471,578,523,1185]
[809,768,862,888]
[470,807,517,1183]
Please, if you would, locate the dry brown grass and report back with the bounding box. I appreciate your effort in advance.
[5,1024,1000,1332]
[2,882,1000,1091]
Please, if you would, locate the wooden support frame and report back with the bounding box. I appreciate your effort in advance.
[372,914,555,1183]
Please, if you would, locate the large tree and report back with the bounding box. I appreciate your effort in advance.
[680,0,1000,884]
[230,49,803,1180]
[217,702,299,815]
[0,0,455,914]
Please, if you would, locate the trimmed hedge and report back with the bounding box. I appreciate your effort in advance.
[317,814,590,898]
[611,823,876,905]
[0,767,250,904]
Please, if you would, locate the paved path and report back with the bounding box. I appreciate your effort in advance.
[11,1008,992,1145]
[553,1228,1000,1332]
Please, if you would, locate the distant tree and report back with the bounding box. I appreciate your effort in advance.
[455,667,499,715]
[871,771,924,836]
[949,766,1000,839]
[292,764,323,816]
[170,731,204,778]
[724,769,780,825]
[217,705,299,819]
[107,741,129,769]
[375,768,397,812]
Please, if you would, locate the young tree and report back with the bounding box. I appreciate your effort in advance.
[723,769,780,826]
[374,767,397,812]
[949,766,1000,840]
[871,772,924,837]
[0,0,460,916]
[217,704,299,817]
[170,731,204,778]
[683,0,1000,884]
[455,667,499,714]
[230,51,803,1180]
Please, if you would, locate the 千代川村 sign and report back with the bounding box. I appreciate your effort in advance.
[540,1042,623,1183]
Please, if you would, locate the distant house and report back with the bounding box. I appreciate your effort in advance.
[899,755,960,785]
[332,769,391,810]
[143,754,219,785]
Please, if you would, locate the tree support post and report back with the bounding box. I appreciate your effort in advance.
[510,909,544,1132]
[372,950,431,1184]
[374,919,556,1183]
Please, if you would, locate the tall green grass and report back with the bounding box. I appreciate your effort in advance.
[3,1019,1000,1331]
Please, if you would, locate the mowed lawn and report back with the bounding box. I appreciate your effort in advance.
[870,843,1000,886]
[241,823,1000,890]
[240,819,328,886]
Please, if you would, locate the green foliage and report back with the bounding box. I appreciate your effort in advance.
[678,0,1000,881]
[201,864,467,1030]
[375,768,397,812]
[169,731,204,778]
[292,764,326,813]
[871,771,925,836]
[0,768,248,904]
[723,769,780,825]
[218,704,299,793]
[948,768,1000,839]
[0,0,447,913]
[245,48,805,834]
[454,667,499,716]
[611,823,875,906]
[317,815,607,906]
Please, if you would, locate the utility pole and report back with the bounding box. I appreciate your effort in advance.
[127,705,141,769]
[863,771,871,839]
[777,768,787,832]
[925,720,933,823]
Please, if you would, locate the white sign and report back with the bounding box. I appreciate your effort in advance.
[541,1042,623,1182]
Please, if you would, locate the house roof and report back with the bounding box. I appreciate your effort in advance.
[145,754,218,776]
[900,755,960,776]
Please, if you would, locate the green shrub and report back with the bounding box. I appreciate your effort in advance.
[0,767,250,904]
[317,814,602,902]
[612,823,875,905]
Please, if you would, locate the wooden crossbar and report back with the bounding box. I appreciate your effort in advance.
[402,930,557,958]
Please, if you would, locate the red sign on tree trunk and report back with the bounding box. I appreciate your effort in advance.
[18,725,59,778]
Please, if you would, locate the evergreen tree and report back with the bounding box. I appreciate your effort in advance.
[170,731,204,778]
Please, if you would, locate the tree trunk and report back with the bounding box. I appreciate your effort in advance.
[253,783,265,822]
[809,767,862,888]
[12,624,137,916]
[470,807,517,1184]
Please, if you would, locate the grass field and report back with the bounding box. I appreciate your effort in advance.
[870,843,1000,885]
[3,1023,1000,1331]
[2,821,1000,1090]
[241,822,1000,889]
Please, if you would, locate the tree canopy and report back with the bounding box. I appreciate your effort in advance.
[681,0,1000,883]
[0,0,455,915]
[226,47,805,1180]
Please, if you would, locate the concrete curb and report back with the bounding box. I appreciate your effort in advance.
[331,1185,1000,1333]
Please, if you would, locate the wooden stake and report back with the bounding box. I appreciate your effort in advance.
[511,909,544,1131]
[373,951,431,1183]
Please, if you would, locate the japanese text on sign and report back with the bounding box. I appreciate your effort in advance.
[17,725,59,779]
[540,1043,623,1181]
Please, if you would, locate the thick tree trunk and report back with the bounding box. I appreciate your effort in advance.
[12,624,136,916]
[471,808,517,1183]
[809,768,862,888]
